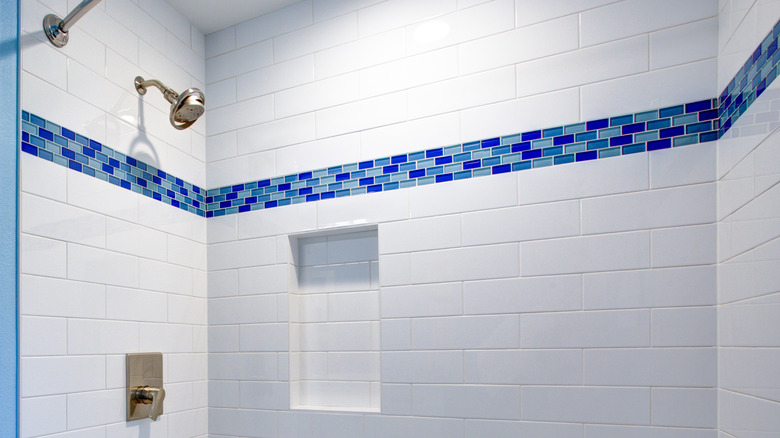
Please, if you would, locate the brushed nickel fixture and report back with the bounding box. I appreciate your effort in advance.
[126,353,166,422]
[43,0,103,48]
[134,76,206,130]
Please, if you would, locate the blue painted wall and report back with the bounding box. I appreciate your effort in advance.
[0,0,19,435]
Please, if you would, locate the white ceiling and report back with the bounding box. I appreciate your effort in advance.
[166,0,302,35]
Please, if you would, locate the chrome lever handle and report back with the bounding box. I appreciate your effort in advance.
[131,386,166,421]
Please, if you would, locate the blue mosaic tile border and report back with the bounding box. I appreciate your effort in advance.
[19,17,780,218]
[719,20,780,135]
[204,99,720,217]
[20,111,206,216]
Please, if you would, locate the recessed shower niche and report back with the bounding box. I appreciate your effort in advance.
[289,228,380,412]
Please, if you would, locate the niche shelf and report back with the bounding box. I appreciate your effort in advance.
[289,228,380,412]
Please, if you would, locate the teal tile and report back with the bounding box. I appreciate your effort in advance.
[635,110,658,122]
[564,122,586,134]
[634,131,659,143]
[672,113,698,126]
[599,127,622,138]
[599,147,621,158]
[533,157,553,168]
[673,134,699,147]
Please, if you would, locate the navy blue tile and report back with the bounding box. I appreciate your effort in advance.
[298,171,312,181]
[435,156,453,165]
[462,160,481,170]
[306,194,320,202]
[522,130,542,141]
[232,184,244,192]
[492,164,511,174]
[61,147,75,160]
[38,128,53,141]
[647,138,672,151]
[685,100,712,113]
[511,142,531,153]
[61,127,75,140]
[522,149,542,160]
[238,205,251,213]
[226,192,238,200]
[576,151,598,162]
[435,173,453,183]
[359,160,373,170]
[391,154,407,164]
[82,147,95,158]
[553,134,575,146]
[321,191,336,200]
[586,119,609,131]
[699,109,718,121]
[359,177,374,186]
[659,126,685,139]
[426,148,444,158]
[265,200,278,209]
[383,164,399,174]
[89,140,101,151]
[278,183,291,191]
[481,137,500,148]
[622,123,645,135]
[610,135,633,147]
[367,184,383,193]
[21,142,37,156]
[409,169,426,178]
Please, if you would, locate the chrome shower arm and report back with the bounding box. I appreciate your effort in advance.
[134,77,179,105]
[59,0,102,32]
[43,0,102,47]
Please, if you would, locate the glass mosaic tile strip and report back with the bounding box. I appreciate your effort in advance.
[718,19,780,135]
[18,18,780,218]
[20,111,206,217]
[203,99,720,217]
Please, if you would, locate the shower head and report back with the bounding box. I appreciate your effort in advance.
[134,76,205,130]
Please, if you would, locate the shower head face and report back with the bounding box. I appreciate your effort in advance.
[170,88,205,130]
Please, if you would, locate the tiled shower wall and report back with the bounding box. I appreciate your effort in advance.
[20,0,208,437]
[717,0,780,436]
[206,0,721,436]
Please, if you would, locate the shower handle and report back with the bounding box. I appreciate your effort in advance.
[130,386,166,421]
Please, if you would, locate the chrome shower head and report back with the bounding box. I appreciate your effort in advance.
[134,76,205,130]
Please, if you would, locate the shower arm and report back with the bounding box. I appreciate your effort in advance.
[43,0,103,47]
[134,78,180,105]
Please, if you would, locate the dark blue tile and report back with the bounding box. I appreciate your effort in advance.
[699,109,718,121]
[21,142,37,156]
[61,127,75,140]
[359,177,374,186]
[553,134,575,146]
[120,180,131,190]
[80,147,95,158]
[492,164,511,174]
[219,200,231,209]
[426,148,443,158]
[137,178,148,188]
[621,122,645,135]
[298,187,313,196]
[298,171,312,181]
[102,164,113,174]
[89,140,101,151]
[481,137,500,148]
[462,160,481,170]
[659,126,685,139]
[245,196,258,204]
[154,192,163,202]
[125,156,137,167]
[367,184,383,193]
[522,149,542,160]
[383,164,399,174]
[167,189,176,198]
[392,154,407,164]
[206,211,214,218]
[359,160,373,170]
[435,173,453,183]
[610,135,633,147]
[586,119,609,131]
[522,130,542,141]
[685,100,712,113]
[38,128,53,141]
[306,194,320,202]
[576,151,598,162]
[435,156,453,165]
[278,183,291,191]
[257,179,271,188]
[321,191,336,200]
[171,199,180,208]
[511,142,531,153]
[265,200,278,209]
[409,169,426,178]
[61,147,75,160]
[226,192,238,200]
[238,205,251,213]
[21,132,28,142]
[175,177,184,186]
[232,184,244,192]
[647,138,672,151]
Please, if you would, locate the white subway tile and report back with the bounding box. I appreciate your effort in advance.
[22,193,106,248]
[238,203,317,239]
[462,200,580,246]
[410,172,517,218]
[299,262,372,293]
[22,33,67,90]
[360,113,461,160]
[316,29,405,80]
[464,349,582,385]
[651,224,717,267]
[521,309,650,348]
[326,230,379,264]
[649,142,717,189]
[412,384,521,419]
[207,131,237,163]
[66,389,125,430]
[237,55,314,100]
[459,15,579,75]
[581,184,716,234]
[206,78,236,109]
[275,13,358,63]
[21,275,105,318]
[68,319,138,355]
[209,380,239,408]
[105,286,167,322]
[584,424,717,438]
[240,323,289,352]
[516,149,648,205]
[360,47,458,98]
[209,295,277,325]
[463,275,582,314]
[240,381,290,410]
[278,411,363,438]
[207,150,276,188]
[318,188,410,229]
[521,231,650,276]
[412,314,520,349]
[208,237,277,270]
[167,235,206,270]
[20,316,67,357]
[20,234,67,278]
[521,386,650,425]
[209,325,239,353]
[165,30,205,83]
[382,283,462,318]
[139,258,193,294]
[358,0,457,37]
[365,416,464,438]
[406,0,514,55]
[68,243,139,288]
[313,0,385,23]
[206,40,273,84]
[379,215,460,254]
[239,264,289,295]
[168,294,206,324]
[20,395,66,437]
[580,0,717,47]
[381,384,412,415]
[275,72,360,119]
[329,291,380,321]
[208,269,238,298]
[20,153,66,202]
[381,318,411,350]
[407,66,515,120]
[209,408,278,437]
[650,17,718,69]
[584,266,716,309]
[514,0,620,27]
[583,348,716,387]
[237,113,316,155]
[460,88,581,142]
[21,356,106,397]
[235,0,313,48]
[411,244,520,283]
[651,388,717,428]
[382,351,463,383]
[105,218,167,261]
[465,419,582,438]
[327,351,380,380]
[581,59,717,120]
[208,353,278,380]
[206,94,274,136]
[275,132,361,176]
[300,321,374,351]
[380,253,411,286]
[516,35,649,98]
[316,92,408,138]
